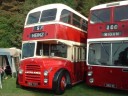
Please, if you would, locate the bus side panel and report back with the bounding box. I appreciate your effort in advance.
[57,24,86,43]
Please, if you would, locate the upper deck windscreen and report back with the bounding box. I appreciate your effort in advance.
[114,5,128,21]
[27,11,40,25]
[90,5,128,24]
[90,8,110,24]
[26,8,57,25]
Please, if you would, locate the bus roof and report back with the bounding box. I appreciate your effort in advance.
[28,3,88,21]
[91,0,128,10]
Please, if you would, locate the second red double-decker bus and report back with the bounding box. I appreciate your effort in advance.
[86,0,128,90]
[17,3,88,94]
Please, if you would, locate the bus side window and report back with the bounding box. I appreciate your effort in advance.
[81,47,85,61]
[36,42,43,56]
[81,19,88,31]
[43,44,49,56]
[73,47,79,62]
[36,42,50,56]
[60,9,71,24]
[72,14,81,28]
[78,47,84,61]
[83,47,86,61]
[73,47,76,62]
[78,47,80,61]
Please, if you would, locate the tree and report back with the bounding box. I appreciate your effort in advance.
[0,0,121,48]
[75,0,98,17]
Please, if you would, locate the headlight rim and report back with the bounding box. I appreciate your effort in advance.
[87,71,93,76]
[44,70,48,76]
[19,69,23,74]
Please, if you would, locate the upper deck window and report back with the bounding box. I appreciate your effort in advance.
[73,13,81,28]
[114,5,128,21]
[90,8,110,24]
[60,9,71,24]
[40,9,57,22]
[81,19,88,31]
[60,9,86,29]
[27,11,40,25]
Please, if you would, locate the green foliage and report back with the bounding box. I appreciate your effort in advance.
[75,0,98,17]
[0,0,120,48]
[0,11,23,48]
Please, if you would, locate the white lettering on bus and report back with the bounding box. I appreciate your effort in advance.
[25,71,41,74]
[31,32,45,38]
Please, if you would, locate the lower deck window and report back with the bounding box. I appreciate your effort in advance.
[36,42,67,58]
[88,42,128,66]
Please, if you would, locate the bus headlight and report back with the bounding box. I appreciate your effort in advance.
[44,70,48,76]
[44,78,48,84]
[89,78,94,83]
[19,69,23,74]
[87,71,93,76]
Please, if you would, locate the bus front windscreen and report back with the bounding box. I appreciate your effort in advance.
[88,42,128,66]
[22,42,35,59]
[90,8,110,24]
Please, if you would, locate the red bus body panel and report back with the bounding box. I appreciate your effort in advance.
[88,21,128,39]
[86,66,128,89]
[18,58,70,89]
[18,58,85,89]
[23,24,86,43]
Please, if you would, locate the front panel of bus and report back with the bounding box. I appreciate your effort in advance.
[18,40,72,89]
[87,4,128,90]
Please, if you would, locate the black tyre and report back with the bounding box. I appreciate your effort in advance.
[54,72,67,95]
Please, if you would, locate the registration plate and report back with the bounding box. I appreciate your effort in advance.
[28,82,38,87]
[105,83,116,88]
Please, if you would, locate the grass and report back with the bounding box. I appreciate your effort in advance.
[0,77,128,96]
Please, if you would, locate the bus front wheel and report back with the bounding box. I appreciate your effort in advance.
[55,72,67,95]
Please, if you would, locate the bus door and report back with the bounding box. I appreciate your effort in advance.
[73,46,82,81]
[78,47,85,81]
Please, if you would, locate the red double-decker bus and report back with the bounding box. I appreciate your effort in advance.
[86,0,128,90]
[17,3,88,94]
